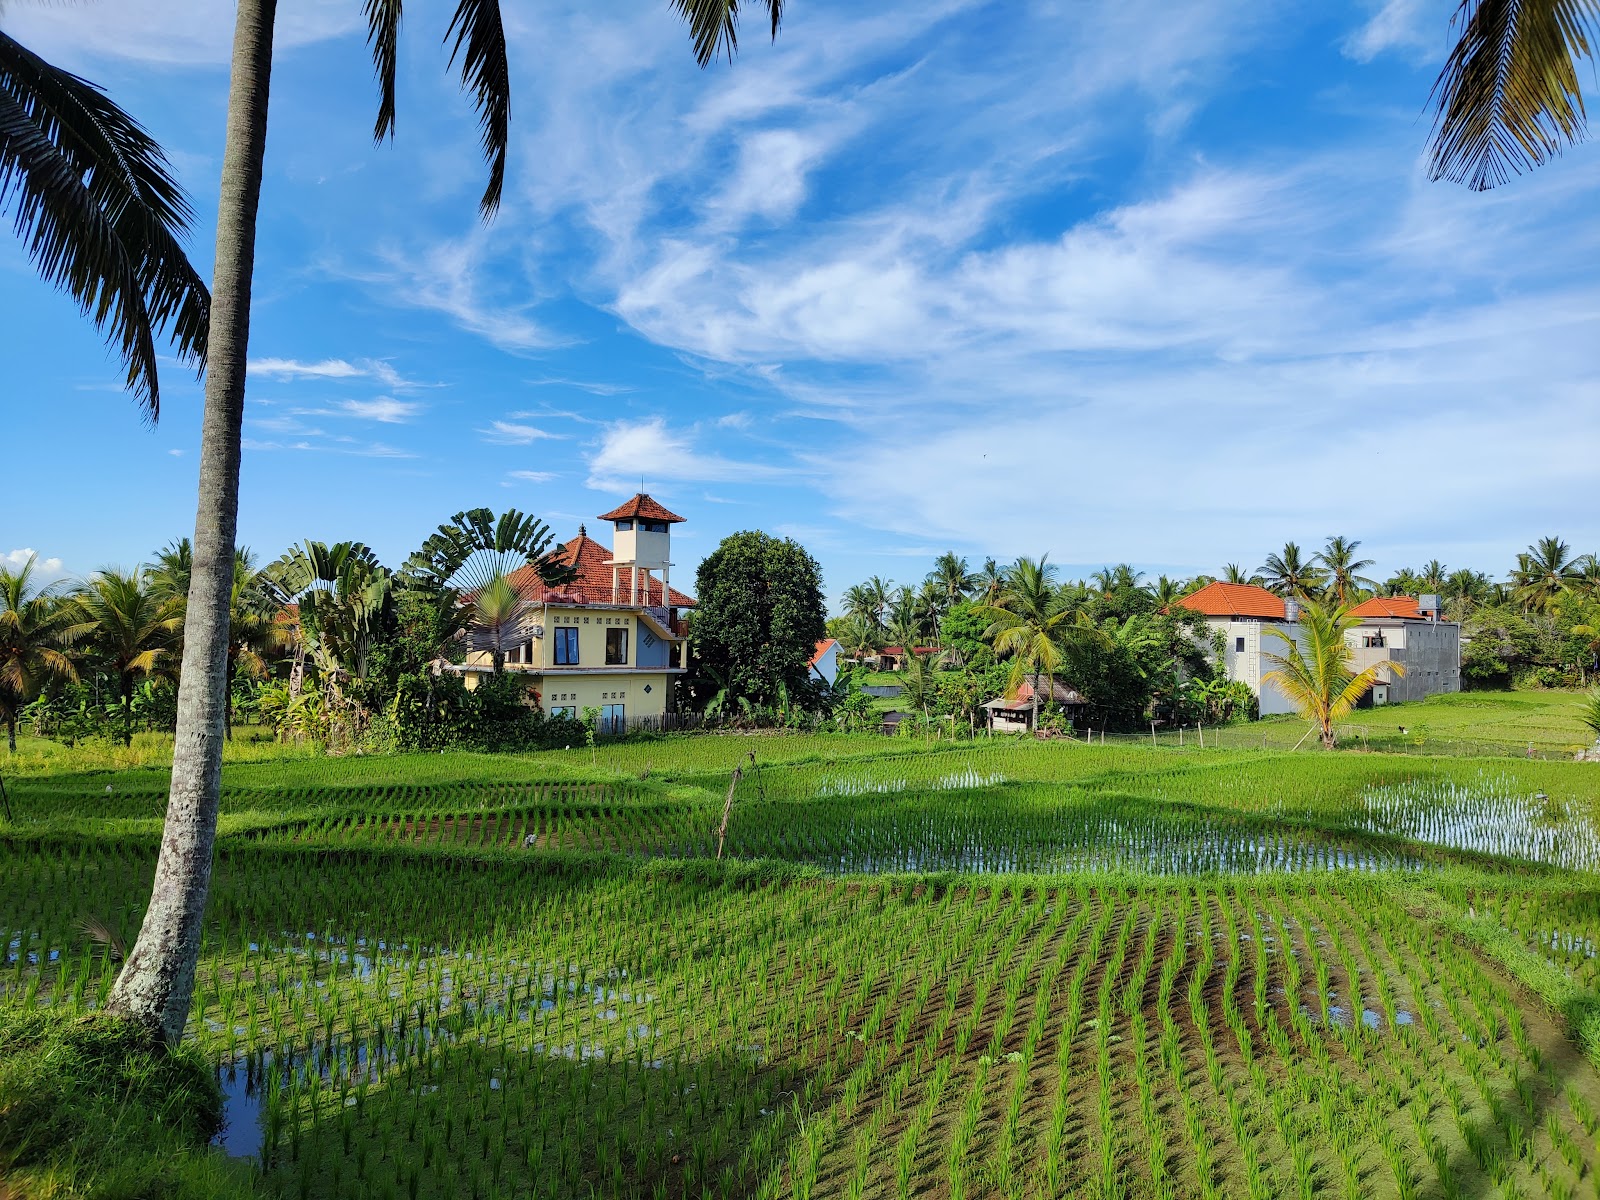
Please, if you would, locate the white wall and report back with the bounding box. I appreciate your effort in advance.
[1209,617,1304,716]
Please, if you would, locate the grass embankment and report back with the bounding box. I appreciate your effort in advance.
[0,1009,251,1199]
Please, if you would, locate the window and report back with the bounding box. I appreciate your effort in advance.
[616,520,633,531]
[549,705,576,719]
[600,703,625,733]
[554,627,579,665]
[1234,636,1245,653]
[606,627,629,665]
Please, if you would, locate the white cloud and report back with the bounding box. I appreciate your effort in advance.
[168,449,184,457]
[332,397,421,423]
[705,129,831,227]
[505,470,557,485]
[479,420,562,445]
[585,417,788,491]
[250,358,432,390]
[1342,0,1439,63]
[4,549,66,580]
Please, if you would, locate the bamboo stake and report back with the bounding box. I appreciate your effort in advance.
[716,766,743,860]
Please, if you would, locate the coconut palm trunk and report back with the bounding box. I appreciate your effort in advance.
[105,0,276,1042]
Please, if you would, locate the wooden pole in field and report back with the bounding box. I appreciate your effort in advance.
[716,766,743,860]
[0,772,11,823]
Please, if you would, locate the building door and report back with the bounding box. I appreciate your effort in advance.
[600,703,625,734]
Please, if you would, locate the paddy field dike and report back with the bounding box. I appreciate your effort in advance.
[4,725,1600,1199]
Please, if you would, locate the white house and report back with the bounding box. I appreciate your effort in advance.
[1174,582,1306,716]
[1344,595,1462,704]
[808,638,840,687]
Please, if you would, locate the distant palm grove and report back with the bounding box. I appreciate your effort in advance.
[4,528,1597,755]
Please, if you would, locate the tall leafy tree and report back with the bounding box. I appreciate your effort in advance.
[1427,0,1599,189]
[1315,536,1378,605]
[1512,535,1581,612]
[0,29,210,414]
[109,0,790,1045]
[975,557,1006,603]
[691,530,826,711]
[64,568,183,746]
[975,555,1077,728]
[0,553,77,753]
[925,552,978,608]
[1262,600,1404,749]
[1259,542,1326,598]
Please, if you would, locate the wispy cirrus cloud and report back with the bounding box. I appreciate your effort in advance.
[584,417,790,492]
[479,420,562,445]
[290,397,423,424]
[250,358,433,391]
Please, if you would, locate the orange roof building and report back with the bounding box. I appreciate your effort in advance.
[455,494,696,733]
[1173,581,1287,620]
[1346,595,1423,619]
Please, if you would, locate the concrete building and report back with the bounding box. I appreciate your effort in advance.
[1173,582,1305,716]
[1344,595,1462,704]
[456,494,694,731]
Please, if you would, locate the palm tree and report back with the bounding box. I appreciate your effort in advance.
[1418,560,1448,593]
[1427,0,1598,190]
[222,551,285,740]
[1512,535,1580,613]
[975,558,1006,603]
[1444,568,1493,619]
[265,542,392,687]
[149,538,194,604]
[1262,600,1405,749]
[1315,536,1378,605]
[976,555,1075,728]
[0,29,210,415]
[1221,563,1265,587]
[1575,554,1600,599]
[1147,575,1184,608]
[0,553,77,753]
[109,0,788,1042]
[405,507,572,673]
[1259,542,1326,598]
[926,552,977,608]
[64,568,183,746]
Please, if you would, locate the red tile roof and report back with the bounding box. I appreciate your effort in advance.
[809,638,837,667]
[1347,596,1422,619]
[505,530,696,609]
[1174,581,1287,619]
[596,493,686,524]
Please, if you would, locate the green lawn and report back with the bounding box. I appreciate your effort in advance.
[4,731,1600,1199]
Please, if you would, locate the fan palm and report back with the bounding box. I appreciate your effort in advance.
[112,0,789,1042]
[63,568,183,746]
[0,553,77,753]
[1512,535,1580,612]
[265,542,392,686]
[1262,600,1405,749]
[222,551,285,740]
[1427,0,1599,190]
[0,28,210,416]
[1315,536,1378,605]
[1259,542,1327,599]
[405,506,573,673]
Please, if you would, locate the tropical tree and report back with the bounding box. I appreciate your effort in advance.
[1444,567,1493,617]
[975,557,1006,603]
[1147,575,1184,607]
[842,576,894,631]
[976,555,1077,728]
[1426,0,1599,190]
[1221,563,1265,587]
[1512,535,1581,612]
[1580,687,1600,746]
[1262,600,1405,749]
[405,507,572,673]
[264,542,392,689]
[926,552,977,608]
[0,29,210,415]
[0,553,77,752]
[1418,560,1448,593]
[1315,536,1378,605]
[1259,542,1326,598]
[221,551,285,739]
[150,538,194,603]
[64,568,183,746]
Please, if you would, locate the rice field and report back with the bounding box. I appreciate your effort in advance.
[3,734,1600,1199]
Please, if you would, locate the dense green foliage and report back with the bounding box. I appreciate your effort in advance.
[686,531,828,714]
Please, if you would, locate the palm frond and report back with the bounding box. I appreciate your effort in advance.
[444,0,509,216]
[365,0,404,144]
[673,0,785,67]
[1428,0,1599,189]
[0,30,210,418]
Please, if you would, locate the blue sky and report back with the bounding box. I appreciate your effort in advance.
[4,0,1598,606]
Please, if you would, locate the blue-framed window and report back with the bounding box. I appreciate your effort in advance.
[554,627,580,665]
